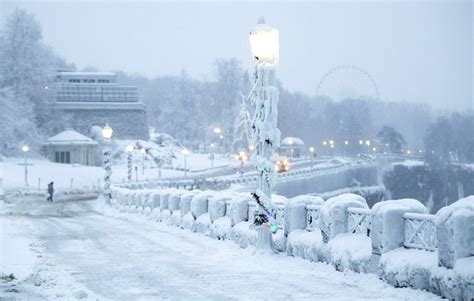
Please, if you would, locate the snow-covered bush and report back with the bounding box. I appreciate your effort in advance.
[435,195,474,268]
[284,195,324,236]
[231,221,257,248]
[371,199,427,255]
[326,233,372,273]
[210,216,232,240]
[195,213,211,235]
[286,230,324,261]
[319,193,368,242]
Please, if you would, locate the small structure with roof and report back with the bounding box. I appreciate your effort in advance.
[280,137,305,158]
[43,130,98,166]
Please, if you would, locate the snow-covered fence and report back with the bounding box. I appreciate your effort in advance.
[108,186,473,300]
[403,212,437,251]
[347,207,371,236]
[305,205,321,231]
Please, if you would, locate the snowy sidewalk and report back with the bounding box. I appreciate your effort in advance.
[1,199,440,300]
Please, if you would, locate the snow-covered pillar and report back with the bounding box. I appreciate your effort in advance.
[436,196,474,268]
[249,17,281,252]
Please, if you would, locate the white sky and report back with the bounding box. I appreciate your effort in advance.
[1,0,472,109]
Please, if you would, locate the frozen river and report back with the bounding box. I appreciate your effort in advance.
[1,198,440,300]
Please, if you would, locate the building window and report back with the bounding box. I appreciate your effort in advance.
[55,151,71,164]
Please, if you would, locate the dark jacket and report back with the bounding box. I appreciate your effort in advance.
[47,182,54,194]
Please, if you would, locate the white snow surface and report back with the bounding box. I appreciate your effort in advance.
[0,197,444,300]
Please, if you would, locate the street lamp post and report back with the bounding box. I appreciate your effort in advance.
[237,151,248,177]
[126,144,134,181]
[209,143,215,168]
[140,148,146,176]
[22,145,29,187]
[182,148,189,178]
[309,146,315,169]
[102,124,113,204]
[249,17,280,252]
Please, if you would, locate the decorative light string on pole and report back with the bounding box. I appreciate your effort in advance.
[102,123,113,204]
[249,17,281,253]
[126,144,134,181]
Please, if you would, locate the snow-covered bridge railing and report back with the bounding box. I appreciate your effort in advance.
[347,207,371,236]
[403,212,437,252]
[305,205,321,231]
[108,186,474,300]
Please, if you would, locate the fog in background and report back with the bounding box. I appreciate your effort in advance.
[1,0,472,109]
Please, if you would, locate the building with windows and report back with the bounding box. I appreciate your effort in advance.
[43,130,97,166]
[54,71,149,140]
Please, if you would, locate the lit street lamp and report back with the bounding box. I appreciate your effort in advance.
[126,144,134,181]
[236,151,248,177]
[182,148,189,178]
[22,144,29,187]
[365,140,371,153]
[102,124,113,204]
[249,17,280,252]
[209,143,215,168]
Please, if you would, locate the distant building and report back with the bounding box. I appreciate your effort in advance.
[54,71,149,140]
[43,130,98,166]
[280,137,305,158]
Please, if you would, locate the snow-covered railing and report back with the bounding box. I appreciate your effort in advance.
[347,207,371,236]
[403,212,437,252]
[276,204,285,229]
[306,205,321,231]
[248,201,258,223]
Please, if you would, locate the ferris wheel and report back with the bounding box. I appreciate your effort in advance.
[316,65,380,101]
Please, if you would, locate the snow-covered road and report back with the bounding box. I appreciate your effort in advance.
[1,199,440,300]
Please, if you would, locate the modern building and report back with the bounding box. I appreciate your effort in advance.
[54,71,149,140]
[43,130,98,166]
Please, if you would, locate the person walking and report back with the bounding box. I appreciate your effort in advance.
[47,181,54,202]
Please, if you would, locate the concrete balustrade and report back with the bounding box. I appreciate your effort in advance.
[108,185,473,300]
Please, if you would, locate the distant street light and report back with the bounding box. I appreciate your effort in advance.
[236,151,248,177]
[182,148,189,178]
[22,144,29,187]
[101,124,113,204]
[365,140,371,153]
[213,127,221,134]
[126,144,134,181]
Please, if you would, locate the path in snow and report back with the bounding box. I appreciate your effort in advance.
[1,199,441,300]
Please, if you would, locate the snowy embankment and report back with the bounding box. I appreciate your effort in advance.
[109,186,473,299]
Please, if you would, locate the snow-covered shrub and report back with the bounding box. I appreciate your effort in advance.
[371,199,427,255]
[181,212,195,231]
[284,195,324,236]
[319,193,368,242]
[209,194,232,223]
[435,195,474,268]
[431,257,474,300]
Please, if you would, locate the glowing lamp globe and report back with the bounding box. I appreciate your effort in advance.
[249,17,279,65]
[309,147,315,153]
[22,145,29,152]
[102,124,113,140]
[126,144,134,153]
[182,149,190,156]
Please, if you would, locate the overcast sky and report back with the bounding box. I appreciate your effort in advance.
[1,0,472,109]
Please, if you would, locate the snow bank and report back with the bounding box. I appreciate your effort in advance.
[435,195,474,268]
[209,216,232,240]
[231,222,257,248]
[319,193,368,242]
[380,248,474,300]
[371,199,428,254]
[284,195,324,236]
[286,230,324,262]
[326,233,373,273]
[195,213,211,235]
